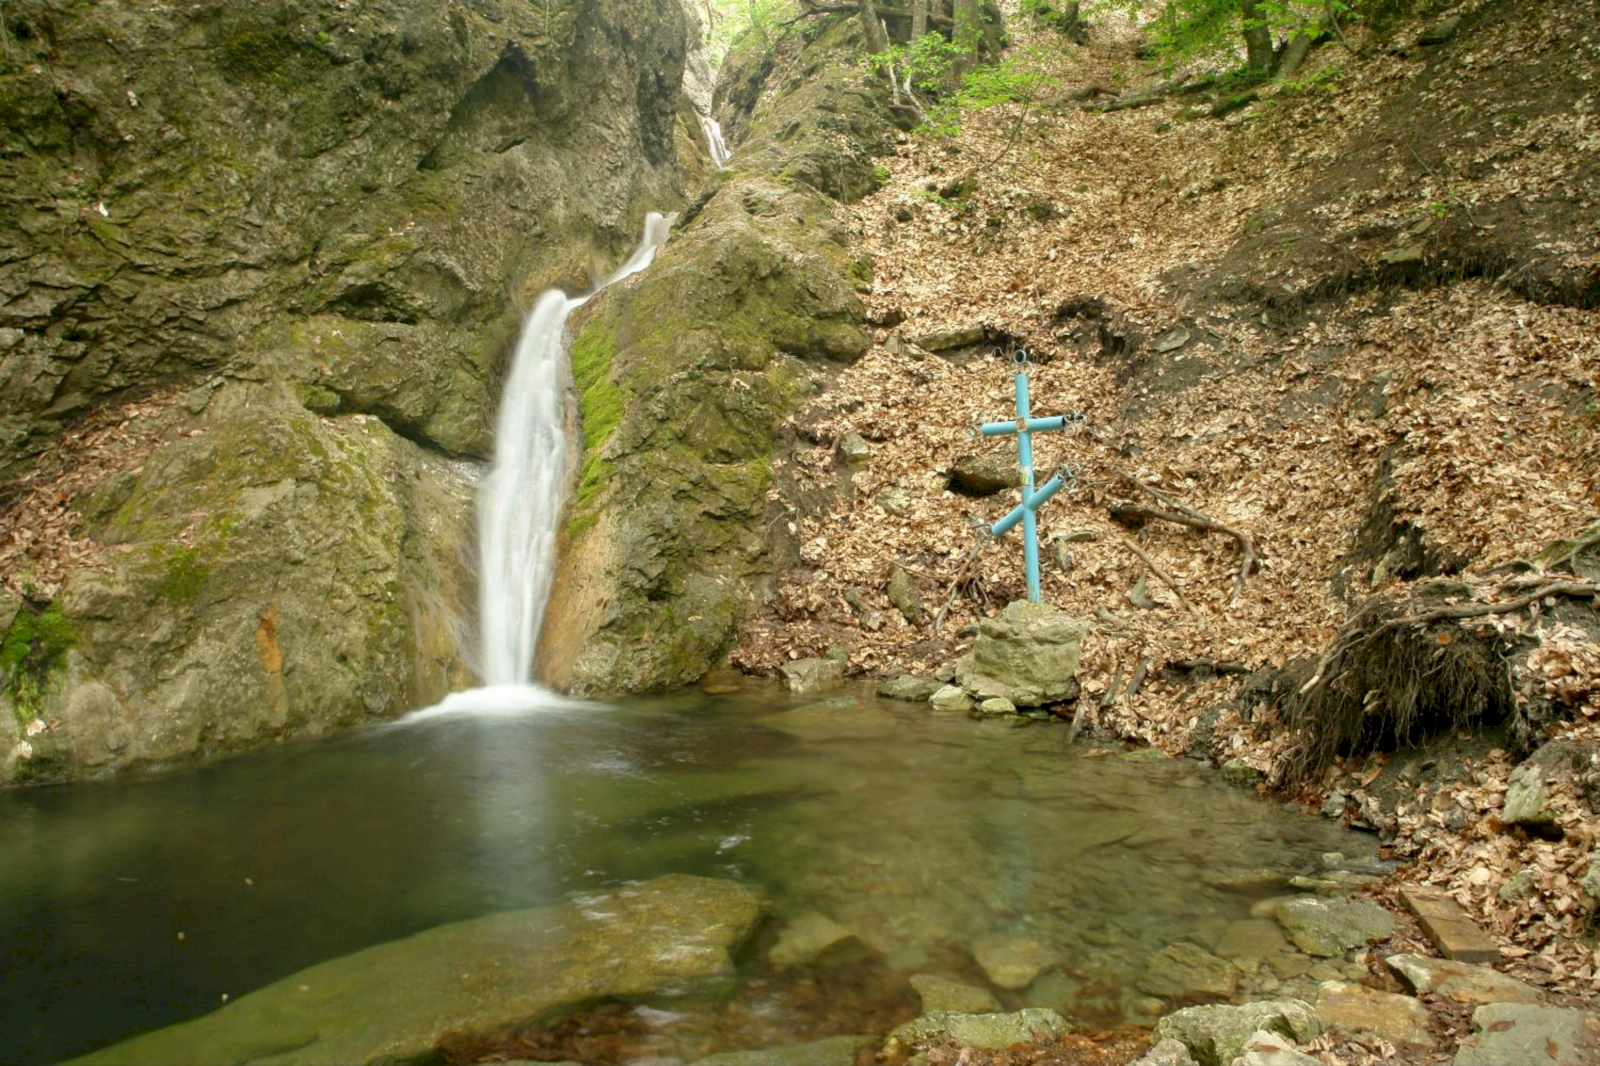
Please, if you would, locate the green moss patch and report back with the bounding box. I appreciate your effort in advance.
[569,321,623,511]
[2,601,77,724]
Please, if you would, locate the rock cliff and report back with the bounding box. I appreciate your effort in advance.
[1,0,695,784]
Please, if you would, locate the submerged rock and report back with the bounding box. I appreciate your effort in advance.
[971,933,1057,990]
[1136,943,1238,999]
[694,1035,871,1066]
[69,875,763,1066]
[769,912,857,968]
[888,1008,1071,1051]
[877,676,942,701]
[909,974,1002,1014]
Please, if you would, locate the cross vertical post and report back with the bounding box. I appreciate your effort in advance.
[980,357,1081,603]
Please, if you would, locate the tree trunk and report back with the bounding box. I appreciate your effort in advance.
[952,0,981,70]
[912,0,929,39]
[1239,0,1275,75]
[859,0,892,55]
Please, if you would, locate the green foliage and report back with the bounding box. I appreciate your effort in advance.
[704,0,793,65]
[916,51,1052,137]
[866,30,970,99]
[1277,62,1346,97]
[1091,0,1368,72]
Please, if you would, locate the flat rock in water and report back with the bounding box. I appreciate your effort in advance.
[68,874,763,1066]
[694,1034,871,1065]
[971,933,1058,990]
[1152,999,1323,1066]
[1453,1003,1600,1066]
[1273,896,1395,957]
[889,1008,1071,1050]
[1136,942,1238,999]
[770,912,857,968]
[759,701,898,742]
[1385,953,1542,1007]
[910,974,1002,1014]
[1315,980,1434,1047]
[1214,919,1290,960]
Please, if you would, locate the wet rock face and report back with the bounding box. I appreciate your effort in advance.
[3,383,477,786]
[1,0,693,782]
[0,0,689,470]
[540,17,885,697]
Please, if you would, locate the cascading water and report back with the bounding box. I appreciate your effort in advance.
[476,212,674,689]
[699,113,731,169]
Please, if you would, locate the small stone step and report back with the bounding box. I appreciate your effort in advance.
[1399,887,1501,965]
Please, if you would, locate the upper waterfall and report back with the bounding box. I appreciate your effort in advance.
[476,214,674,687]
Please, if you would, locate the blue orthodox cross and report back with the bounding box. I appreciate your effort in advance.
[980,355,1084,603]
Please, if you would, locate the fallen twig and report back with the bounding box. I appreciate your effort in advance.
[1112,477,1262,605]
[1118,534,1197,615]
[1126,655,1153,698]
[933,534,988,635]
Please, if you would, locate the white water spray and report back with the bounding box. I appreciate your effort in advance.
[476,213,674,688]
[699,113,731,169]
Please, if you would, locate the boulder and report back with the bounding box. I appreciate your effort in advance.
[959,600,1089,708]
[888,1008,1071,1051]
[876,487,913,516]
[877,676,942,702]
[1385,953,1542,1007]
[1273,896,1395,957]
[909,974,1002,1014]
[838,431,871,463]
[930,685,975,713]
[70,875,763,1066]
[1583,855,1600,903]
[887,565,922,624]
[1314,980,1434,1047]
[949,450,1019,496]
[1152,1000,1323,1066]
[780,658,846,694]
[1137,943,1239,999]
[1130,1038,1199,1066]
[1502,763,1557,830]
[1453,1003,1600,1066]
[978,697,1018,716]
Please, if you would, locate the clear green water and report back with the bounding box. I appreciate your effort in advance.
[0,684,1368,1063]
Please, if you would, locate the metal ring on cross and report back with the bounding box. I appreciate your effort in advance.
[1013,346,1030,365]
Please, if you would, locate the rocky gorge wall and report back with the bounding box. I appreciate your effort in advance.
[1,0,696,785]
[540,16,896,695]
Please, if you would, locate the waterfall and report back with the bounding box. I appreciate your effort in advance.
[476,213,674,688]
[699,113,731,169]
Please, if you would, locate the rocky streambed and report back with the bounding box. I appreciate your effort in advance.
[0,686,1425,1065]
